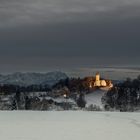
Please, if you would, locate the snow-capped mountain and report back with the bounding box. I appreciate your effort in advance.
[0,71,68,86]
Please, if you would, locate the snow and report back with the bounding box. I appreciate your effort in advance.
[0,111,140,140]
[45,96,76,104]
[85,90,106,108]
[27,90,107,109]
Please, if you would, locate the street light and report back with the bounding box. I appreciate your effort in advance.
[89,83,92,88]
[63,94,67,110]
[63,94,67,98]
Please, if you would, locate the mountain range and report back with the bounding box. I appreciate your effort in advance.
[0,71,68,86]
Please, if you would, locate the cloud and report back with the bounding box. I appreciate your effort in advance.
[0,0,140,72]
[0,0,140,28]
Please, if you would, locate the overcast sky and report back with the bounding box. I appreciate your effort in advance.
[0,0,140,73]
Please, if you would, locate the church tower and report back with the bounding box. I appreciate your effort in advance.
[96,72,100,81]
[94,72,101,87]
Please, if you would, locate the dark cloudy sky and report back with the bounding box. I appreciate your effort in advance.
[0,0,140,73]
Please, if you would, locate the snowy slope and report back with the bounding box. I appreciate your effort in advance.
[0,111,140,140]
[85,89,107,108]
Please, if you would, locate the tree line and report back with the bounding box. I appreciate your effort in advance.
[103,76,140,111]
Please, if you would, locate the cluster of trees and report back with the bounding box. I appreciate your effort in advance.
[0,78,88,110]
[103,76,140,111]
[0,77,93,95]
[53,78,89,93]
[77,93,86,108]
[0,84,51,95]
[0,75,111,96]
[53,77,100,93]
[11,90,73,111]
[2,87,86,110]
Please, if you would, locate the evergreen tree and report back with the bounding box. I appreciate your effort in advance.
[77,93,86,108]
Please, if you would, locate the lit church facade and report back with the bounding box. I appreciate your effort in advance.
[89,73,113,88]
[94,73,107,87]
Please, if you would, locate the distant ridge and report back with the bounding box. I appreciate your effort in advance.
[0,71,68,86]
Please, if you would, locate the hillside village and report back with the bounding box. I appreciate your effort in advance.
[0,72,113,110]
[0,72,139,111]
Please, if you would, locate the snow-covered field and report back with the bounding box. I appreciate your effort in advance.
[0,111,140,140]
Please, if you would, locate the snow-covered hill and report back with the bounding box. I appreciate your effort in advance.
[0,111,140,140]
[85,89,107,108]
[0,71,68,86]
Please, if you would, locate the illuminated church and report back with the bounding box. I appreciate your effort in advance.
[89,73,113,88]
[94,73,107,87]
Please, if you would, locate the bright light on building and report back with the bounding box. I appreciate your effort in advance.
[63,94,67,98]
[90,84,92,88]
